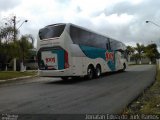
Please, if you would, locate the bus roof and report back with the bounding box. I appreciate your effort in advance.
[43,23,125,46]
[46,23,66,27]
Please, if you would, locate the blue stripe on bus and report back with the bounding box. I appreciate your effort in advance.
[51,50,64,70]
[79,45,116,71]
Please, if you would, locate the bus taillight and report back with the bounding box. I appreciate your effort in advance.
[64,51,69,69]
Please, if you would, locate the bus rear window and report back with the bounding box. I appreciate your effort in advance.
[39,25,65,40]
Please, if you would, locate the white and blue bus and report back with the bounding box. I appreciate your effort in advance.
[37,23,128,80]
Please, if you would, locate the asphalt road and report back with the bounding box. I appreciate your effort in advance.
[0,65,156,115]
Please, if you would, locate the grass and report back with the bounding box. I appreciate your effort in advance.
[124,66,160,114]
[0,71,37,80]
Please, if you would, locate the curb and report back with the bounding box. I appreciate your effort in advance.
[0,75,38,84]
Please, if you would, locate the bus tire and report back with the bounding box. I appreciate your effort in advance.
[95,65,101,78]
[61,76,69,80]
[122,63,126,71]
[71,76,80,80]
[87,65,94,80]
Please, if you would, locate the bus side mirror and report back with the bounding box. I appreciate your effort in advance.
[106,43,109,50]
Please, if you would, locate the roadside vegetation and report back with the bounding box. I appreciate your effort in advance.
[124,66,160,114]
[0,71,37,80]
[127,43,159,65]
[0,16,35,71]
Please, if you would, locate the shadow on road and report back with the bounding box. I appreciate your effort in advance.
[45,71,126,85]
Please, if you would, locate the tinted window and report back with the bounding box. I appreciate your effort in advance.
[39,25,65,40]
[110,40,126,50]
[70,25,90,45]
[70,25,109,49]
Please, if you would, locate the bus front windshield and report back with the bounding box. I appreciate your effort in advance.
[39,24,65,40]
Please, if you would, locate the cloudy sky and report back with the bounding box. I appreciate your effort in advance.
[0,0,160,49]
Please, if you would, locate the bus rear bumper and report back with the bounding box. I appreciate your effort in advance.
[38,69,74,77]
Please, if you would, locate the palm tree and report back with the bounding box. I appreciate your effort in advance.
[145,43,159,64]
[127,46,135,55]
[134,43,145,64]
[126,46,135,63]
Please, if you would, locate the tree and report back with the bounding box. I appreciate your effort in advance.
[134,43,145,64]
[0,22,17,70]
[132,53,139,64]
[0,16,19,43]
[126,46,135,63]
[145,43,159,64]
[127,43,159,64]
[126,46,135,55]
[17,35,33,71]
[0,16,32,71]
[0,26,15,42]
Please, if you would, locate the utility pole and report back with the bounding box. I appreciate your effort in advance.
[12,16,17,71]
[12,16,16,41]
[12,16,28,72]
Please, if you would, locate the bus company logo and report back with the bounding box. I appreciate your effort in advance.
[45,57,55,63]
[105,52,114,62]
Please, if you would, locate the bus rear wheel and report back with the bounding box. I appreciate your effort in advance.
[122,63,126,71]
[87,66,94,80]
[61,77,69,80]
[95,65,101,78]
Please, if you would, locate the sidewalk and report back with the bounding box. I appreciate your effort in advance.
[0,75,38,84]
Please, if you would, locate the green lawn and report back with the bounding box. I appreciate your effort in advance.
[124,66,160,114]
[0,71,37,80]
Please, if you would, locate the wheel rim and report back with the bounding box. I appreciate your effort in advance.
[96,68,100,77]
[88,68,93,79]
[96,67,101,77]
